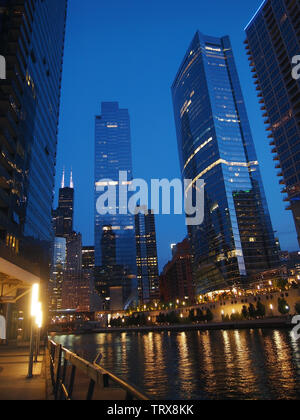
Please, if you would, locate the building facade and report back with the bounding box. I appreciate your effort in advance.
[245,0,300,245]
[135,208,159,303]
[0,0,67,338]
[94,102,137,309]
[159,239,195,303]
[49,236,66,311]
[171,31,279,294]
[62,232,82,310]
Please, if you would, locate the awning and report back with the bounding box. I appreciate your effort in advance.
[0,257,40,303]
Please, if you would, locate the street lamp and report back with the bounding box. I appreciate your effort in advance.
[28,283,42,378]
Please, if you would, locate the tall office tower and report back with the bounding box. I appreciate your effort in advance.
[245,0,300,246]
[171,31,279,294]
[62,232,82,310]
[49,237,66,311]
[135,207,159,303]
[81,246,99,312]
[0,0,67,338]
[53,170,74,237]
[94,102,137,309]
[82,246,95,270]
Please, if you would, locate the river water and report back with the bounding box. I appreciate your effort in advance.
[53,328,300,400]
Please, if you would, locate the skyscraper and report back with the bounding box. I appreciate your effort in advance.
[171,31,278,294]
[94,102,137,309]
[53,170,74,238]
[62,232,82,310]
[49,237,66,311]
[0,0,67,338]
[135,207,159,303]
[245,0,300,245]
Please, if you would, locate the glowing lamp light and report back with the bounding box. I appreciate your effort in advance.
[35,302,43,329]
[31,284,40,317]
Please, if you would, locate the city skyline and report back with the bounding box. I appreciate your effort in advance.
[55,0,299,272]
[1,0,300,403]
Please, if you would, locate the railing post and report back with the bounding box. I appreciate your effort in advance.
[68,365,76,400]
[54,345,63,400]
[86,379,95,400]
[103,373,109,388]
[59,358,68,400]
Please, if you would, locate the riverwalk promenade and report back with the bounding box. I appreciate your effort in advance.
[51,316,293,336]
[0,344,45,400]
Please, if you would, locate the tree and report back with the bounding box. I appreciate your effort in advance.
[248,303,256,319]
[278,298,290,315]
[242,305,249,320]
[188,310,195,322]
[205,309,214,322]
[256,301,266,318]
[196,309,205,322]
[295,302,300,315]
[274,278,288,291]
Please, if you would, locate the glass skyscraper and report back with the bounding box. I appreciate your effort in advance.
[245,0,300,246]
[94,102,137,308]
[0,0,67,339]
[0,0,67,268]
[135,207,159,303]
[171,31,278,294]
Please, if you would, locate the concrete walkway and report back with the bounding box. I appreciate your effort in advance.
[0,345,46,400]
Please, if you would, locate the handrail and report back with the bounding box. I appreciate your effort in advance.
[48,339,149,401]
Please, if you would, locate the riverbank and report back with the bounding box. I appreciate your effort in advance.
[50,316,294,335]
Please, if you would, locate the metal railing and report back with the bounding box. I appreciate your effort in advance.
[48,339,149,401]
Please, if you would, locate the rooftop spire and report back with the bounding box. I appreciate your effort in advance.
[70,168,74,189]
[61,167,65,188]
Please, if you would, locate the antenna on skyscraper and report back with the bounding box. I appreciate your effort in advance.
[61,167,65,188]
[70,168,74,189]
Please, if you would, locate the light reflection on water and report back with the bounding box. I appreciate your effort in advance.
[52,329,300,400]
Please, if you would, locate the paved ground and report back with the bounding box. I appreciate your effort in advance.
[0,345,45,400]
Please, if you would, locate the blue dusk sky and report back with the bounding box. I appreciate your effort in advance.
[55,0,298,271]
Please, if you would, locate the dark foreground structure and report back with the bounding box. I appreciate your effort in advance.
[245,0,300,245]
[0,0,67,339]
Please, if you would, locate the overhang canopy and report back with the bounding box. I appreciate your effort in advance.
[0,257,40,303]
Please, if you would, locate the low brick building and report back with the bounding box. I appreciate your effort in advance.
[159,239,195,303]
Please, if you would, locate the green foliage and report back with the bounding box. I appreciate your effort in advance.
[206,309,214,322]
[256,301,266,318]
[230,312,246,321]
[248,303,256,319]
[188,310,195,322]
[278,298,290,315]
[274,278,288,291]
[242,305,249,319]
[222,314,230,322]
[196,309,205,322]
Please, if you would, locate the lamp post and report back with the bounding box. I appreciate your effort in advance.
[35,302,43,363]
[27,284,42,378]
